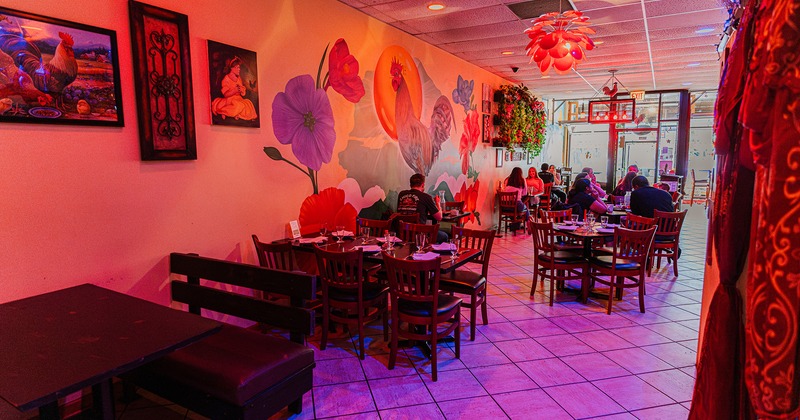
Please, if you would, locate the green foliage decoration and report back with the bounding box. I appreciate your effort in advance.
[495,84,547,156]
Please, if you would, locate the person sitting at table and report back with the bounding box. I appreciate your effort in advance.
[611,171,638,198]
[502,167,530,231]
[539,163,567,202]
[567,178,608,220]
[627,164,639,174]
[630,175,674,218]
[525,167,544,205]
[397,173,447,243]
[548,165,563,186]
[581,167,607,199]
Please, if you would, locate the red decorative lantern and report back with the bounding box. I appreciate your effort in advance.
[524,10,595,75]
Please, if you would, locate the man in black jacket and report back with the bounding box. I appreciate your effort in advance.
[630,176,674,218]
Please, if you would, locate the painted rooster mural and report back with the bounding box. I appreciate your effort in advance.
[390,57,454,175]
[0,31,78,109]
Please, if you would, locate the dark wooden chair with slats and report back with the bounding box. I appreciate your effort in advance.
[649,210,688,276]
[440,226,494,341]
[497,192,527,236]
[357,217,390,238]
[398,221,439,245]
[383,252,461,382]
[253,235,296,271]
[539,183,554,211]
[529,220,586,305]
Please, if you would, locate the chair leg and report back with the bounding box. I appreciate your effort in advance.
[606,276,615,315]
[469,294,477,341]
[357,310,365,360]
[672,245,679,276]
[388,308,398,370]
[481,291,488,325]
[321,301,329,350]
[639,274,646,313]
[530,266,539,297]
[383,303,389,342]
[549,274,555,306]
[454,311,461,359]
[431,327,438,382]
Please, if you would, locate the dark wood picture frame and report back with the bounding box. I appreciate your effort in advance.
[0,6,124,126]
[207,40,260,127]
[129,1,196,160]
[482,113,491,144]
[495,148,504,168]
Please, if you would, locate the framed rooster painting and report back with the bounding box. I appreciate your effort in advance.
[0,6,124,126]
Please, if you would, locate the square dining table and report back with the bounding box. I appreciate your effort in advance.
[0,284,221,419]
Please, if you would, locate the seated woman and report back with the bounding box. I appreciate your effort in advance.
[548,165,563,186]
[503,167,530,230]
[611,171,638,198]
[525,167,544,206]
[567,178,608,220]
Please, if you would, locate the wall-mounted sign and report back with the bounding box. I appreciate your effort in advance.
[588,99,636,124]
[630,90,646,100]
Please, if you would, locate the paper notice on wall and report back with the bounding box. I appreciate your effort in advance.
[289,221,301,239]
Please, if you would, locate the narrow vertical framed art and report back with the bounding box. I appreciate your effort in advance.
[129,1,196,160]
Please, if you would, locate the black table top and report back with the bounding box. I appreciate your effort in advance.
[0,284,221,412]
[441,212,472,223]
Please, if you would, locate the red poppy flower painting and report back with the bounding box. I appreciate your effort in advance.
[324,38,365,103]
[459,110,480,174]
[298,187,358,235]
[455,180,481,225]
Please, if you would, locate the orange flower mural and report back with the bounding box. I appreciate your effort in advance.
[455,180,481,225]
[298,187,358,235]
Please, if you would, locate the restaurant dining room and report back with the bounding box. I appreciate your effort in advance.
[1,0,797,419]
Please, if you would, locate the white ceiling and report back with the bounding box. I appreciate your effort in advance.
[336,0,728,99]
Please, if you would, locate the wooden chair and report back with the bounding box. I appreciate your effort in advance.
[587,227,656,314]
[689,169,709,207]
[539,208,572,224]
[497,191,527,236]
[252,235,296,271]
[382,253,461,381]
[621,214,657,231]
[444,201,465,213]
[398,221,439,245]
[671,191,684,211]
[539,183,554,211]
[649,210,688,277]
[357,217,390,237]
[388,212,419,233]
[314,246,389,360]
[440,227,494,341]
[529,220,586,305]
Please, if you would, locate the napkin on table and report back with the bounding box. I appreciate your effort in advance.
[411,251,440,260]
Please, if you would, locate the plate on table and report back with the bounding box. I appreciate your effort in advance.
[554,224,578,231]
[411,251,439,260]
[377,236,402,244]
[431,243,456,253]
[354,245,382,254]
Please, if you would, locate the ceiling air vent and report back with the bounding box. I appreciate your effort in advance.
[508,0,575,20]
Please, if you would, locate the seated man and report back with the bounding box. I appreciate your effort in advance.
[630,175,674,218]
[397,173,448,243]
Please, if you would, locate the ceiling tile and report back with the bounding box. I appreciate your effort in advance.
[399,5,520,33]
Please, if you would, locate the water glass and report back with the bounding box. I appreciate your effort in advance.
[319,223,328,236]
[600,216,609,228]
[415,233,428,253]
[335,225,345,243]
[570,214,579,225]
[449,239,459,262]
[359,226,370,243]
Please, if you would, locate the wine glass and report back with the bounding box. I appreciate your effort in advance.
[415,233,427,254]
[335,225,345,243]
[449,238,459,262]
[360,226,370,244]
[600,216,609,228]
[319,223,328,237]
[570,214,579,225]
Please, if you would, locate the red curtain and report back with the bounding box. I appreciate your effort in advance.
[740,0,800,417]
[692,0,800,418]
[688,3,756,418]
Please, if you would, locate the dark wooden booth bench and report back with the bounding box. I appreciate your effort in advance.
[122,252,317,420]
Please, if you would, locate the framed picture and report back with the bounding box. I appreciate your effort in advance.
[0,6,124,126]
[495,148,504,168]
[208,40,260,127]
[129,1,196,160]
[482,113,491,144]
[482,100,491,113]
[527,151,535,165]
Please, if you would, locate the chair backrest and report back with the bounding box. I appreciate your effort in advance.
[357,217,390,237]
[382,252,441,305]
[313,246,364,291]
[622,214,657,231]
[252,235,296,271]
[451,226,495,277]
[529,220,557,254]
[389,212,419,232]
[398,221,439,243]
[653,209,687,238]
[444,201,465,213]
[612,226,656,264]
[540,183,553,209]
[498,191,519,209]
[539,208,572,223]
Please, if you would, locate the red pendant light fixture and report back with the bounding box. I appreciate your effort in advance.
[524,9,595,75]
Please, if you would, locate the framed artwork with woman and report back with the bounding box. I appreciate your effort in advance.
[207,40,260,127]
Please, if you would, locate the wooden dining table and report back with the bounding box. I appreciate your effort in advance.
[553,223,616,302]
[0,284,221,419]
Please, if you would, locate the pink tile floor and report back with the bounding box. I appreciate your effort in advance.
[114,207,708,420]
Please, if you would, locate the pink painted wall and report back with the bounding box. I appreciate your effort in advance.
[0,0,518,303]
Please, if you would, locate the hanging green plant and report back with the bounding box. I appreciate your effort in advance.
[494,84,546,156]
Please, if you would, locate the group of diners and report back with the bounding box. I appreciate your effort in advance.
[501,163,676,227]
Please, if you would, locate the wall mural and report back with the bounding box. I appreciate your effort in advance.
[266,41,487,234]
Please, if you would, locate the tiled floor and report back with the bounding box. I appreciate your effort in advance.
[116,207,708,419]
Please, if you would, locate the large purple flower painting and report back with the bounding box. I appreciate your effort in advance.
[272,74,335,171]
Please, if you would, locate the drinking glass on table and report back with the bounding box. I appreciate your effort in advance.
[449,239,459,262]
[359,226,370,243]
[319,223,328,237]
[586,214,595,230]
[570,214,579,225]
[415,233,428,254]
[335,225,345,243]
[600,216,609,228]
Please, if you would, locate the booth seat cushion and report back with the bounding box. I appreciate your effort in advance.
[141,324,314,406]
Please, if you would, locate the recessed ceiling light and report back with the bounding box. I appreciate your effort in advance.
[695,27,715,34]
[541,75,550,79]
[427,2,445,11]
[500,50,514,55]
[594,40,604,45]
[682,82,693,86]
[686,62,701,67]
